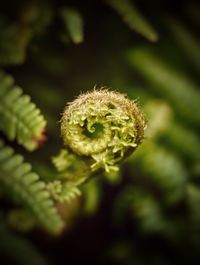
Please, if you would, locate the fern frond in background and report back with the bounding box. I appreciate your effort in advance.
[0,216,46,265]
[0,17,32,66]
[0,141,64,234]
[0,71,46,151]
[114,186,168,234]
[59,7,84,45]
[127,47,200,127]
[105,0,158,42]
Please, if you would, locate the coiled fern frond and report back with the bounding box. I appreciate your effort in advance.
[0,141,64,234]
[0,71,46,151]
[61,89,145,172]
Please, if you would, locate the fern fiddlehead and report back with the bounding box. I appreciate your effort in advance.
[61,89,145,172]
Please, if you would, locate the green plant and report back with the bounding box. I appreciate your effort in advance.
[0,71,46,151]
[48,89,145,203]
[0,71,145,234]
[61,89,145,172]
[1,1,200,264]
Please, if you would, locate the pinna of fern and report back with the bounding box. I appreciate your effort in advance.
[0,70,46,151]
[0,70,64,234]
[0,140,64,234]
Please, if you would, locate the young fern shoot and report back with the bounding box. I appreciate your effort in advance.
[50,89,145,203]
[61,89,146,173]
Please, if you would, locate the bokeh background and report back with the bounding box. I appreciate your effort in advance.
[0,0,200,264]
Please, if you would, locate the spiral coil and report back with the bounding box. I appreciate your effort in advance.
[61,89,145,172]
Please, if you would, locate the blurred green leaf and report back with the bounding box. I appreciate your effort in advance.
[105,0,158,42]
[167,17,200,72]
[60,7,84,44]
[127,47,200,127]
